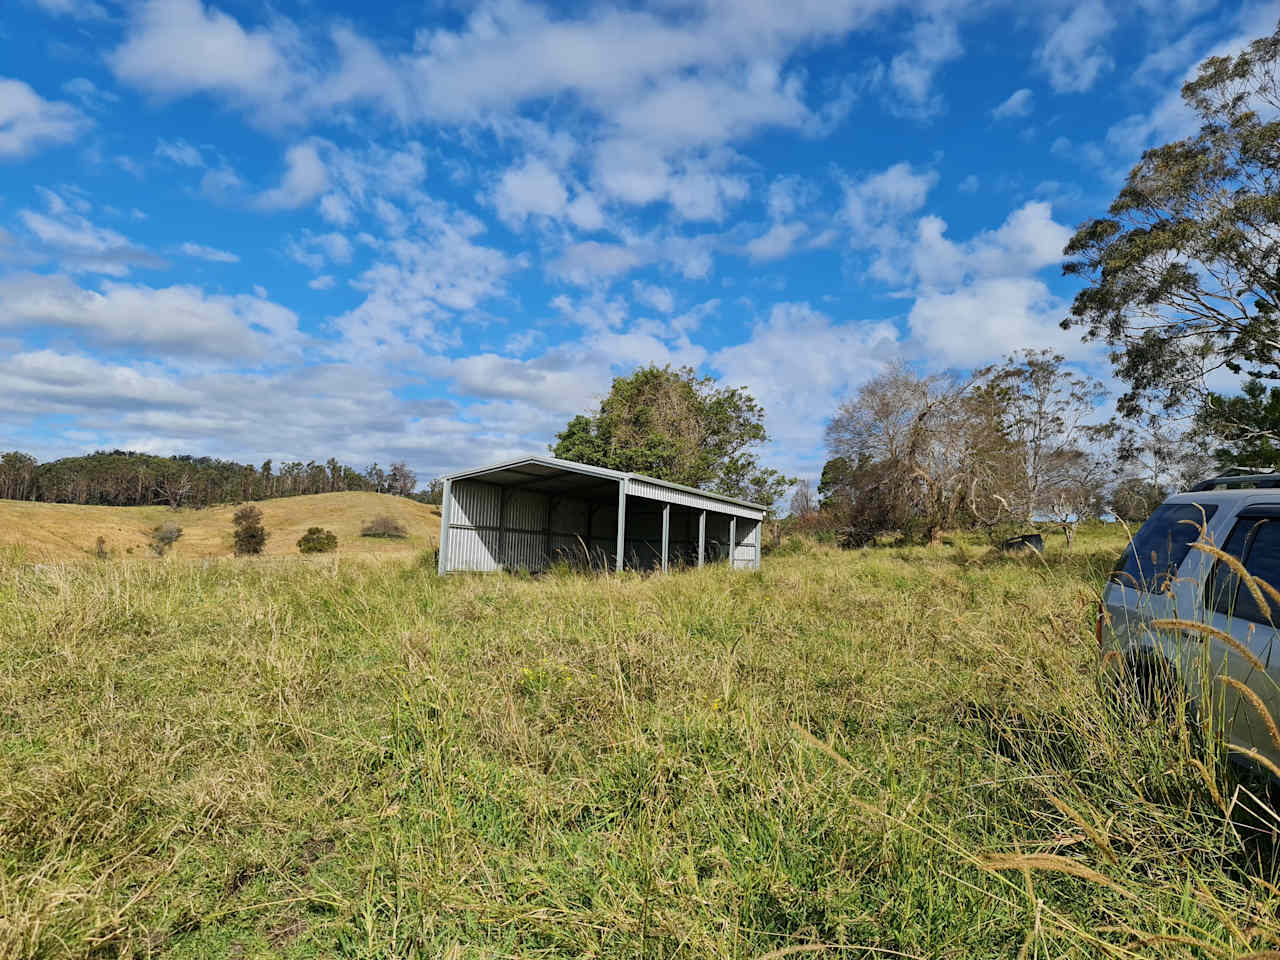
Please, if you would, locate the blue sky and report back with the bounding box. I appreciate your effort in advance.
[0,0,1275,488]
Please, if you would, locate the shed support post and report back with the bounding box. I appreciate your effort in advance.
[754,519,762,570]
[544,497,554,570]
[615,479,627,573]
[437,478,452,574]
[697,510,706,568]
[497,486,507,570]
[729,516,737,570]
[661,502,670,573]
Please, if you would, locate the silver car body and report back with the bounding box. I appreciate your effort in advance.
[1101,489,1280,771]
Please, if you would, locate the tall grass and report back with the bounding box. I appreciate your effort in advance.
[2,529,1279,957]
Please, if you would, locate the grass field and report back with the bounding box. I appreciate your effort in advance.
[0,492,440,561]
[5,523,1280,958]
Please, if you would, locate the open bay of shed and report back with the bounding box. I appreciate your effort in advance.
[437,456,765,574]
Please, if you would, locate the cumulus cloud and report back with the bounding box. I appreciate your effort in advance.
[155,138,203,167]
[712,303,900,475]
[17,202,164,276]
[493,158,569,226]
[256,141,330,210]
[746,222,808,261]
[179,241,239,263]
[992,87,1033,119]
[0,77,88,158]
[0,273,305,362]
[1037,0,1115,93]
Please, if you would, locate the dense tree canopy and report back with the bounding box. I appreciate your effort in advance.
[552,365,791,507]
[1062,21,1280,420]
[0,450,420,507]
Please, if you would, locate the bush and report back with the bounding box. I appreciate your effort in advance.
[361,515,408,539]
[297,527,338,554]
[148,523,182,557]
[232,505,268,556]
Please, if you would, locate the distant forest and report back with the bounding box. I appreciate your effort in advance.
[0,450,444,508]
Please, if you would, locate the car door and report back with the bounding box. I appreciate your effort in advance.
[1203,508,1280,769]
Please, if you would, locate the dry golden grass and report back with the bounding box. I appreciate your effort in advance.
[0,491,440,560]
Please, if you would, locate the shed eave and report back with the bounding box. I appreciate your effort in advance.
[443,454,768,515]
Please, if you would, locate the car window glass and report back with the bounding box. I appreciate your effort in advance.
[1113,503,1218,593]
[1209,519,1258,616]
[1234,520,1280,625]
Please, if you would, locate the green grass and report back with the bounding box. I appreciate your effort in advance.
[4,526,1280,958]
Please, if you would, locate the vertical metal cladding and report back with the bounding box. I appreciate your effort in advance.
[732,519,758,569]
[626,479,760,520]
[441,458,766,574]
[452,480,501,529]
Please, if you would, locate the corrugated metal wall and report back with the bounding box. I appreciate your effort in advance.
[442,476,763,574]
[626,478,760,519]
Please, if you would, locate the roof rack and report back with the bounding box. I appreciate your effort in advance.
[1190,470,1280,491]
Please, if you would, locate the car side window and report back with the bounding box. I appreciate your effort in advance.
[1213,518,1280,624]
[1209,519,1257,616]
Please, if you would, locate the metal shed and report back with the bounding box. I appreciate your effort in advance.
[437,455,767,574]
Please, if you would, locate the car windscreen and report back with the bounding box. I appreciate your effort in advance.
[1111,502,1218,593]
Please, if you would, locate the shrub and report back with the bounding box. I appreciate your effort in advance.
[297,527,338,554]
[148,523,182,557]
[232,505,268,556]
[361,515,408,539]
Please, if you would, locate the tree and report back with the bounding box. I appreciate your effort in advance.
[148,522,182,557]
[552,365,791,507]
[789,480,816,517]
[990,350,1115,523]
[297,527,338,553]
[824,363,1017,544]
[1197,377,1280,471]
[153,471,192,510]
[388,461,417,497]
[817,457,855,511]
[0,452,37,500]
[233,505,268,556]
[1062,21,1280,420]
[1111,476,1168,522]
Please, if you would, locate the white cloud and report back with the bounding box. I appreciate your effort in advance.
[28,0,108,18]
[110,0,304,119]
[155,138,204,167]
[61,78,118,110]
[992,87,1033,120]
[309,275,335,290]
[17,202,164,276]
[566,192,606,231]
[179,241,239,263]
[907,277,1079,366]
[0,273,304,362]
[0,77,88,159]
[886,16,963,115]
[632,281,675,314]
[256,141,330,211]
[746,222,807,261]
[1037,0,1114,93]
[493,158,569,225]
[712,302,900,475]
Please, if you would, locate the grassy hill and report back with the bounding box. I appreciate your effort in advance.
[7,524,1280,958]
[0,491,440,560]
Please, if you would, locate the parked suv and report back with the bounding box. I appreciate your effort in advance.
[1101,473,1280,773]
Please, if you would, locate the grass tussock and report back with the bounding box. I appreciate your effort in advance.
[4,525,1280,958]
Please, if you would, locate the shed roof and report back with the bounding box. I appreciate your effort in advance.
[443,455,767,514]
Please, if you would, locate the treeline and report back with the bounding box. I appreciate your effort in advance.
[0,450,442,508]
[786,350,1210,547]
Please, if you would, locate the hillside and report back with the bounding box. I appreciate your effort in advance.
[0,491,440,560]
